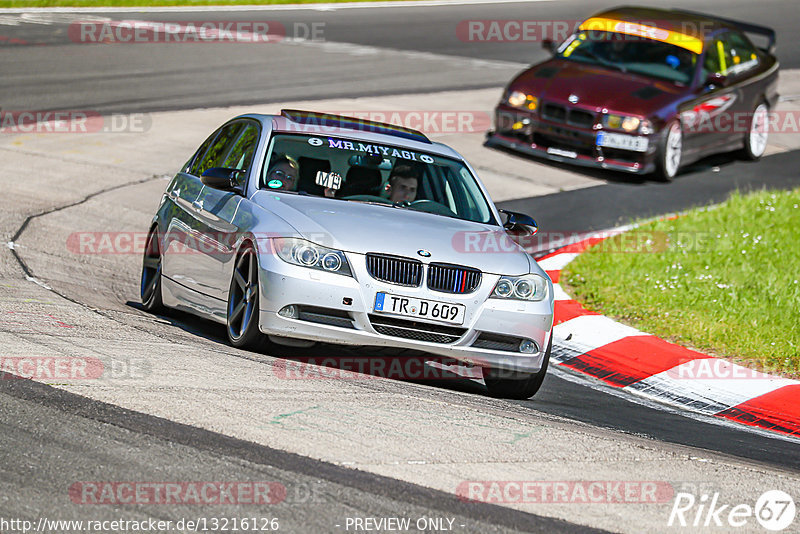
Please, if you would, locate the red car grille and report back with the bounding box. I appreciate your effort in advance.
[541,103,597,129]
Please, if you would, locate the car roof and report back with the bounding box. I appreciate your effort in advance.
[237,112,465,161]
[589,6,732,40]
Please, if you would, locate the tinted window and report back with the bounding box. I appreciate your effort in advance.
[187,133,217,175]
[703,40,720,75]
[194,122,243,177]
[223,122,260,173]
[557,31,698,84]
[721,31,760,76]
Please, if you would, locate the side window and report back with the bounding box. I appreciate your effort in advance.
[703,40,723,76]
[187,133,218,175]
[223,122,260,172]
[193,122,244,177]
[723,31,759,76]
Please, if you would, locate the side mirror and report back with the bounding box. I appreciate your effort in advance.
[703,72,729,89]
[499,209,538,236]
[201,167,244,191]
[541,39,557,55]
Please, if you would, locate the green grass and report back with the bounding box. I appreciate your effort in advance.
[0,0,404,6]
[562,188,800,378]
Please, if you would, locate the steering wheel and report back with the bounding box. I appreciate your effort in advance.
[407,199,458,218]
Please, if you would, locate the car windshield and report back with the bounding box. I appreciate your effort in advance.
[260,133,495,224]
[557,30,698,84]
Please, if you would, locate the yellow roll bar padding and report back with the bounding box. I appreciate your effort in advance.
[717,40,727,73]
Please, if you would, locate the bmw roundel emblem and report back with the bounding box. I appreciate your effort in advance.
[417,249,431,257]
[568,94,579,104]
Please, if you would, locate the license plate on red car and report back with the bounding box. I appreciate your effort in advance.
[597,132,649,152]
[373,292,465,325]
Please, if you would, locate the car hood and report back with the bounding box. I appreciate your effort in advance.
[252,191,533,275]
[511,59,680,116]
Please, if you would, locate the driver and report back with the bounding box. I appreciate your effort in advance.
[605,36,628,62]
[387,163,419,203]
[265,154,299,191]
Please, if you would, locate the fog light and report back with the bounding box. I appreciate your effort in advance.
[278,305,299,319]
[519,339,537,354]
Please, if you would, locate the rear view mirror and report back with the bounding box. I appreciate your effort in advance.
[500,209,538,236]
[542,39,557,55]
[201,167,244,192]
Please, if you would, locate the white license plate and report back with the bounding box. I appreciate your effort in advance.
[596,132,649,152]
[546,147,578,159]
[373,292,466,325]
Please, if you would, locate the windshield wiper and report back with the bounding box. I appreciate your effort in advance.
[576,49,627,73]
[348,200,393,207]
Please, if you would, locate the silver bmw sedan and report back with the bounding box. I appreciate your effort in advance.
[141,110,554,398]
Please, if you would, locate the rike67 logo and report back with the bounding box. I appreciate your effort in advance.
[669,490,795,531]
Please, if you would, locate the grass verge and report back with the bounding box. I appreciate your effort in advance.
[0,0,410,7]
[562,188,800,378]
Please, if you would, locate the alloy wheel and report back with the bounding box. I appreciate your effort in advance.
[228,247,258,342]
[140,229,163,310]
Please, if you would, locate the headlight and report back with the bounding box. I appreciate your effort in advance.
[621,116,640,132]
[602,114,653,135]
[273,238,352,276]
[507,91,527,107]
[491,274,547,301]
[507,91,538,110]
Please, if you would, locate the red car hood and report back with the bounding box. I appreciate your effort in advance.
[511,59,682,116]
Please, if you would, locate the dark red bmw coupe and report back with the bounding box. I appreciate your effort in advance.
[486,7,779,180]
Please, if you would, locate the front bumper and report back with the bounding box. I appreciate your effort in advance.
[256,251,554,374]
[488,105,658,175]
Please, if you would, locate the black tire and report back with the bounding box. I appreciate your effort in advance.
[654,120,683,182]
[140,227,164,313]
[741,101,769,161]
[227,244,265,349]
[483,336,552,399]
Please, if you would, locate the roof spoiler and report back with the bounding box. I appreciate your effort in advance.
[279,109,432,144]
[671,9,776,55]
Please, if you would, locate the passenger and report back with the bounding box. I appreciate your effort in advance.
[265,154,299,192]
[387,164,419,204]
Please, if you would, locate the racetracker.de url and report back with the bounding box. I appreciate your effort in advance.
[0,516,280,533]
